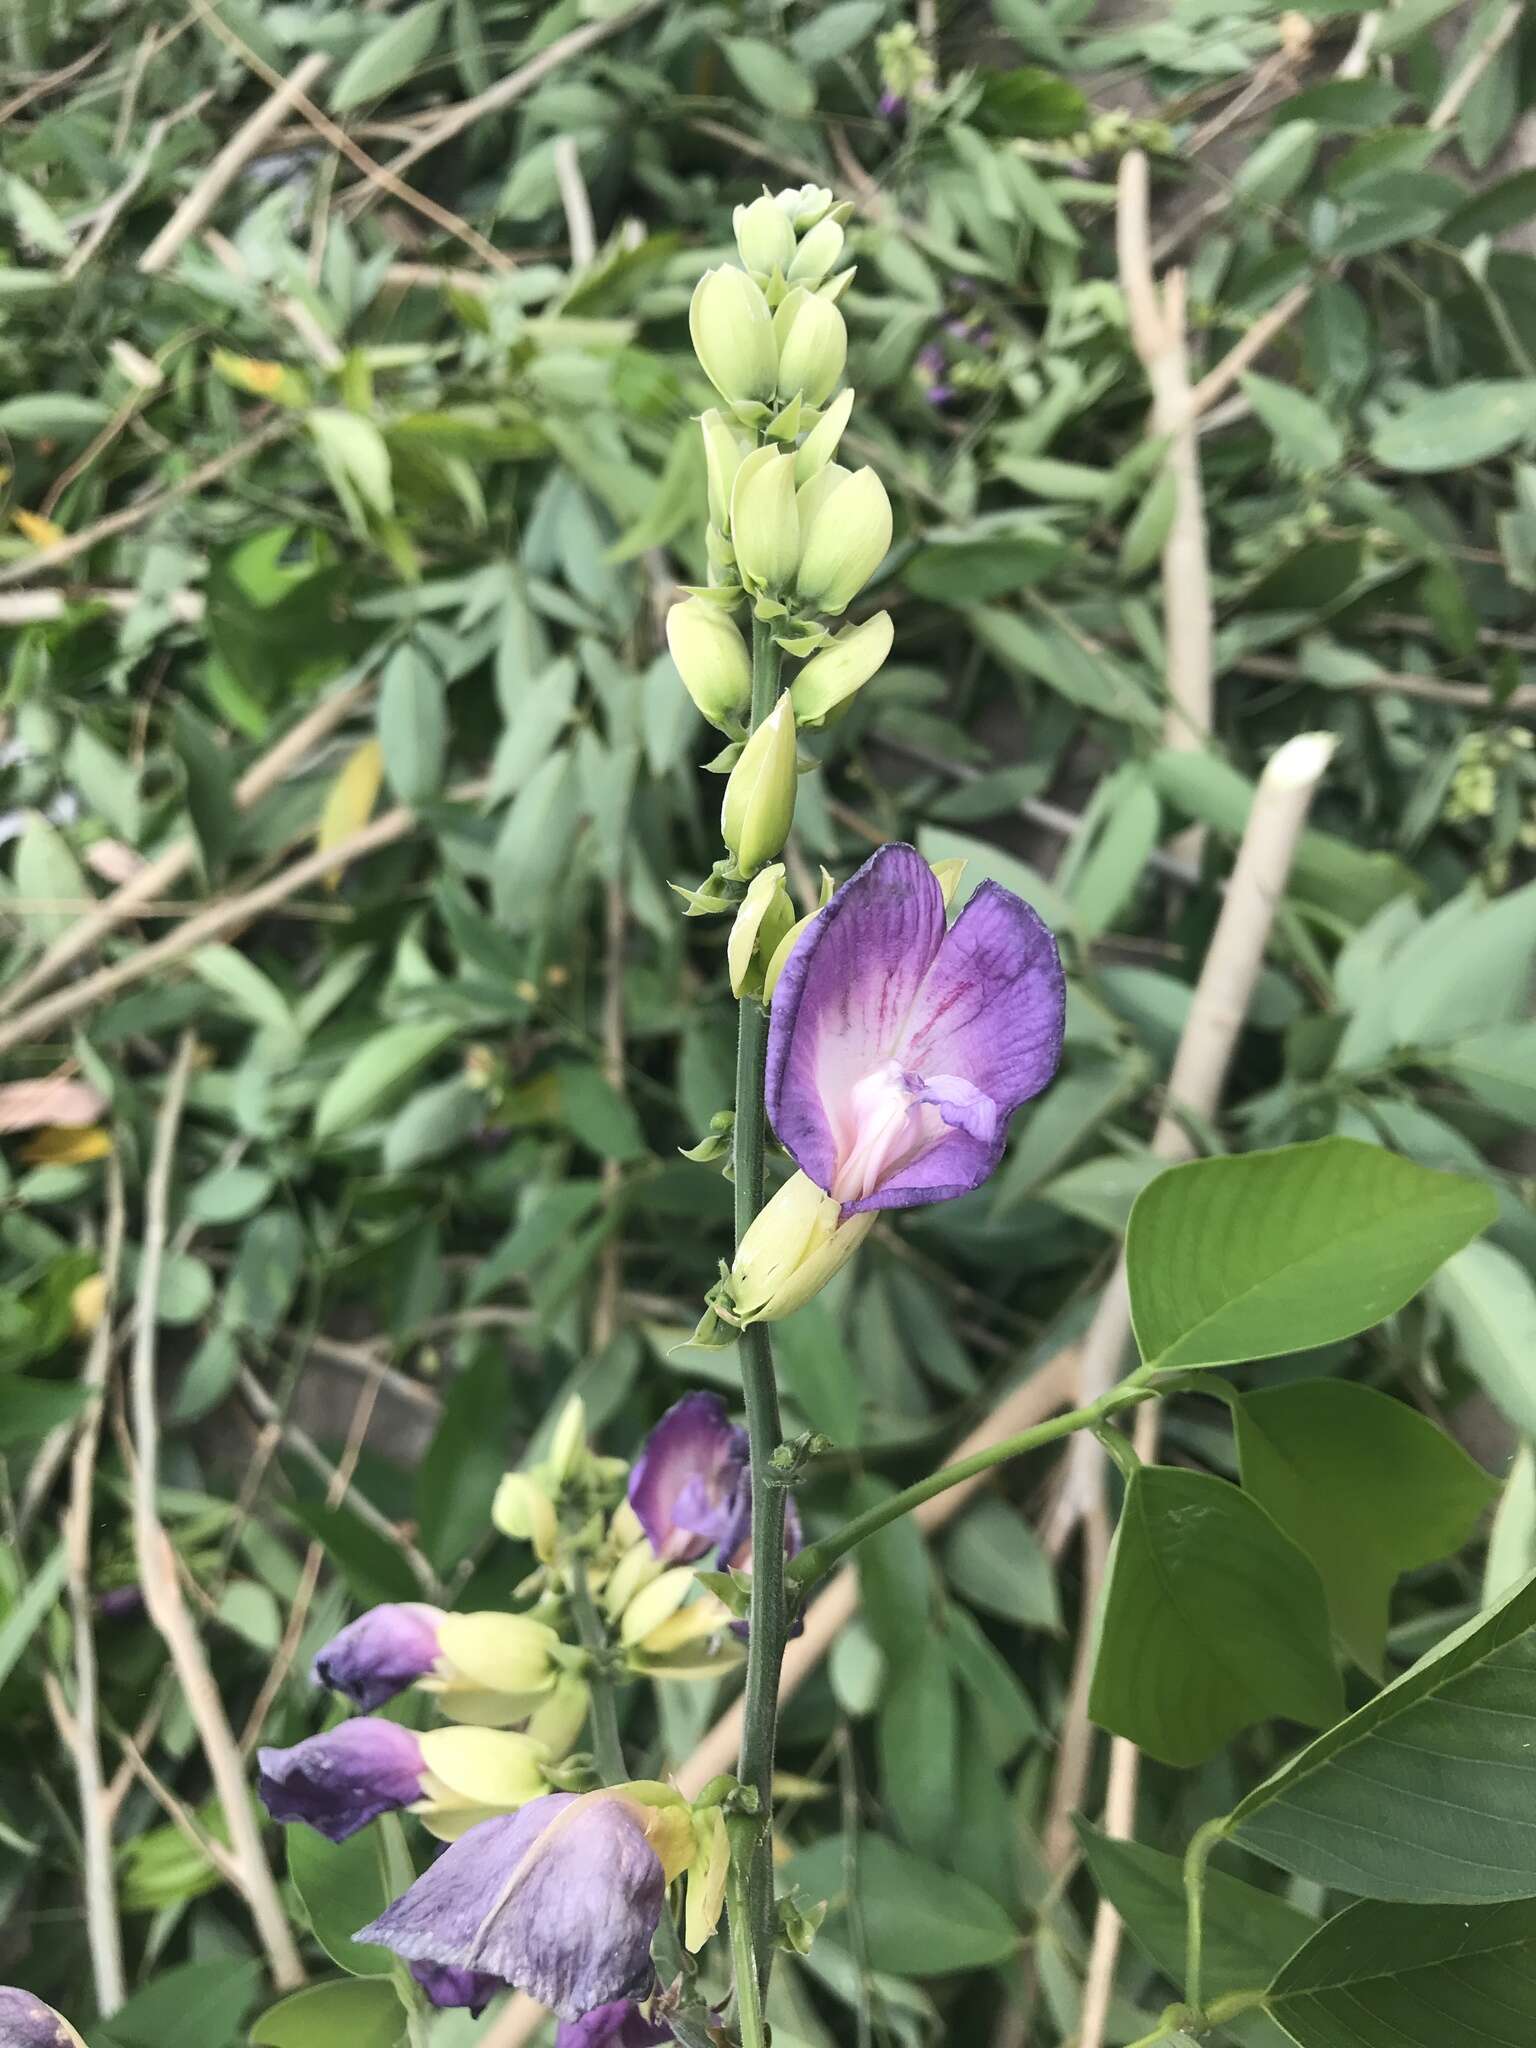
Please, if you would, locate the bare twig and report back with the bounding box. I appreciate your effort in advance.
[111,1730,243,1888]
[552,136,597,268]
[1238,652,1536,713]
[0,417,288,591]
[128,1035,304,1989]
[1336,11,1381,78]
[0,38,109,125]
[476,1345,1083,2048]
[60,1161,127,2014]
[0,679,369,1018]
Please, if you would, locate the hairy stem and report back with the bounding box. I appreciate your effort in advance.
[734,614,788,1991]
[788,1372,1160,1590]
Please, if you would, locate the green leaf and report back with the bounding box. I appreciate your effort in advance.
[313,1020,459,1140]
[0,1377,91,1445]
[943,1497,1060,1630]
[0,393,112,438]
[1432,1239,1536,1439]
[0,1544,67,1690]
[721,35,815,117]
[331,1,445,111]
[13,812,89,946]
[100,1957,262,2048]
[878,1652,959,1859]
[1370,379,1536,472]
[790,0,884,64]
[186,1166,275,1224]
[1230,1568,1536,1901]
[1265,1897,1536,2046]
[1126,1138,1496,1372]
[187,945,298,1040]
[1079,1826,1310,2048]
[377,644,447,804]
[223,1211,304,1335]
[416,1351,513,1573]
[970,605,1159,727]
[556,1063,646,1162]
[288,1828,397,1977]
[786,1832,1021,1975]
[1240,372,1344,471]
[1235,1381,1495,1676]
[2,172,74,258]
[1119,467,1176,577]
[1089,1467,1342,1768]
[310,409,394,529]
[249,1978,406,2048]
[383,1077,484,1173]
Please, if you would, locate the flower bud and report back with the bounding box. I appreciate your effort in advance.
[762,909,816,1002]
[788,217,845,285]
[666,598,751,728]
[493,1472,558,1563]
[734,195,796,276]
[727,862,796,998]
[547,1395,588,1483]
[775,292,847,408]
[689,267,778,406]
[730,446,800,594]
[795,387,855,484]
[523,1671,591,1758]
[700,408,750,531]
[796,466,893,614]
[414,1726,551,1841]
[775,183,834,230]
[424,1612,562,1726]
[726,1170,876,1323]
[794,459,849,533]
[789,611,893,727]
[721,695,797,876]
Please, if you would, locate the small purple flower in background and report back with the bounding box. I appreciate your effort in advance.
[628,1392,748,1564]
[766,843,1064,1214]
[257,1719,427,1842]
[556,2000,672,2046]
[0,1988,86,2046]
[95,1584,145,1621]
[314,1603,445,1710]
[410,1960,505,2017]
[878,88,907,122]
[914,341,955,409]
[357,1792,667,2022]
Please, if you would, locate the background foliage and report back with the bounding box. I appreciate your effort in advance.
[3,0,1536,2043]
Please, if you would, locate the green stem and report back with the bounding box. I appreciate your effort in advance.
[787,1371,1160,1590]
[1183,1816,1229,2016]
[568,1557,626,1786]
[376,1821,430,2048]
[728,1850,769,2048]
[1120,2015,1194,2048]
[735,614,788,1989]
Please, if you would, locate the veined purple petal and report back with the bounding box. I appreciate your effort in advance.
[257,1719,425,1843]
[313,1604,445,1710]
[628,1393,748,1565]
[766,843,946,1194]
[356,1792,664,2023]
[0,1989,83,2047]
[555,2002,672,2047]
[410,1960,504,2017]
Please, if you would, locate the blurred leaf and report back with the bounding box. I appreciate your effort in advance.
[1432,1239,1536,1439]
[787,1833,1022,1974]
[378,644,447,804]
[314,1021,459,1140]
[289,1827,397,1978]
[249,1979,406,2048]
[722,36,815,116]
[331,1,445,111]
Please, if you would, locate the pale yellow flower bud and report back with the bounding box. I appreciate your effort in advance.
[788,217,846,285]
[721,695,797,877]
[689,267,778,406]
[523,1671,591,1757]
[789,610,893,727]
[762,908,817,1001]
[734,194,796,275]
[728,862,796,998]
[775,292,847,407]
[425,1611,561,1726]
[727,1170,876,1322]
[775,183,835,229]
[795,387,855,484]
[414,1726,550,1840]
[492,1472,557,1563]
[730,445,800,593]
[796,466,893,614]
[547,1394,588,1483]
[666,597,751,727]
[700,408,751,531]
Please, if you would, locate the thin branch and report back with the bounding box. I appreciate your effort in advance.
[552,136,597,268]
[0,37,109,124]
[128,1035,304,1990]
[1238,652,1536,712]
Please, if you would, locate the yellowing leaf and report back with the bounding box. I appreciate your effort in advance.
[14,509,63,547]
[318,739,384,886]
[71,1272,108,1336]
[211,350,307,407]
[21,1124,113,1164]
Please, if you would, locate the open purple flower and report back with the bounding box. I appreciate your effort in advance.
[410,1961,505,2017]
[0,1989,85,2046]
[314,1603,446,1710]
[356,1792,666,2022]
[628,1393,749,1564]
[766,843,1064,1213]
[556,2002,671,2047]
[257,1719,426,1843]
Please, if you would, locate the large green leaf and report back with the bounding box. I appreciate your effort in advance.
[1078,1826,1310,2048]
[313,1020,460,1141]
[99,1958,262,2048]
[1265,1897,1536,2046]
[1126,1138,1496,1371]
[1230,1569,1536,1901]
[1234,1382,1495,1677]
[288,1826,397,1978]
[786,1833,1020,1976]
[1369,379,1536,472]
[1089,1467,1342,1768]
[249,1978,407,2048]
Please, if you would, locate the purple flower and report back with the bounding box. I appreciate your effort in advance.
[556,2002,672,2047]
[766,843,1064,1213]
[878,88,907,122]
[356,1792,665,2022]
[628,1393,749,1564]
[313,1603,446,1710]
[257,1719,426,1843]
[0,1989,84,2046]
[409,1960,505,2016]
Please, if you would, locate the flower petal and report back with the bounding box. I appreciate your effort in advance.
[409,1961,504,2017]
[0,1989,85,2047]
[313,1604,445,1710]
[627,1393,749,1564]
[257,1720,425,1843]
[765,843,945,1192]
[555,2003,672,2047]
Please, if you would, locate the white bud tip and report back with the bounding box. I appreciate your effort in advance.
[1262,731,1336,791]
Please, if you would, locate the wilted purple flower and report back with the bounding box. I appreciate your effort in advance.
[0,1989,85,2046]
[410,1960,505,2016]
[556,2001,671,2047]
[628,1393,749,1564]
[766,843,1064,1213]
[313,1604,446,1710]
[357,1792,665,2022]
[257,1719,426,1843]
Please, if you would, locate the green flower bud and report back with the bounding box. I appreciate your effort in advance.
[796,466,893,614]
[734,194,796,276]
[730,446,800,593]
[424,1611,563,1727]
[789,609,893,727]
[700,408,751,531]
[762,907,816,1001]
[689,267,778,406]
[721,694,797,876]
[727,862,796,998]
[726,1169,876,1323]
[795,459,850,533]
[775,292,847,407]
[774,183,835,230]
[522,1671,591,1758]
[414,1726,551,1841]
[492,1471,557,1562]
[788,216,845,285]
[795,388,855,483]
[667,597,751,727]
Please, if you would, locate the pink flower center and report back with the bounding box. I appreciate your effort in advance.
[829,1059,1001,1206]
